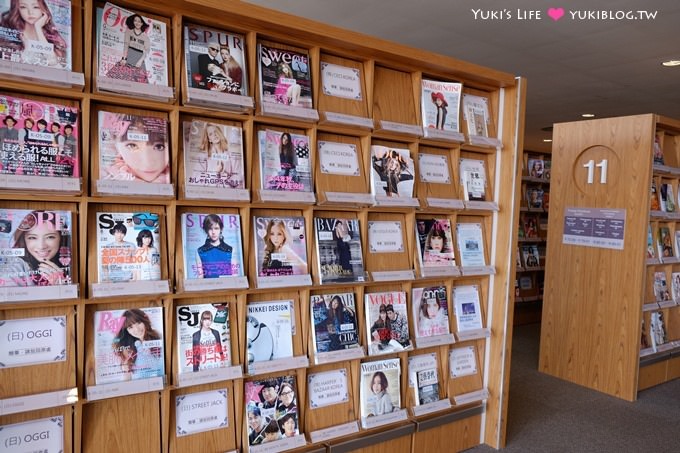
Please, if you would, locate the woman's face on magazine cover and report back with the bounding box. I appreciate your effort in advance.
[126,321,145,339]
[116,137,168,182]
[132,16,143,30]
[24,221,60,261]
[268,224,285,249]
[206,126,221,146]
[371,375,383,393]
[18,0,45,26]
[207,222,221,242]
[425,299,440,319]
[282,417,295,435]
[430,235,443,252]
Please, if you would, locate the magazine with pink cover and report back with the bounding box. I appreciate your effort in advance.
[258,43,312,109]
[415,218,456,269]
[258,129,312,192]
[411,285,450,339]
[0,93,79,178]
[253,215,308,278]
[98,110,169,184]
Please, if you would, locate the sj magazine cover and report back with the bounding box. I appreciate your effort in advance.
[0,93,79,178]
[96,2,168,86]
[176,303,230,374]
[184,23,247,95]
[98,110,170,184]
[310,293,360,354]
[183,119,245,190]
[253,215,308,278]
[181,212,244,279]
[258,128,312,193]
[314,217,365,284]
[258,43,312,109]
[96,211,161,283]
[0,208,72,287]
[0,0,72,70]
[94,306,165,384]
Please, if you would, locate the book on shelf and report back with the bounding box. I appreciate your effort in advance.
[653,134,664,165]
[459,158,487,201]
[253,215,309,278]
[314,217,366,284]
[181,212,244,279]
[98,111,170,184]
[96,211,161,283]
[657,226,674,259]
[244,374,300,446]
[647,225,656,259]
[182,119,245,190]
[96,2,169,87]
[543,158,551,180]
[258,129,313,193]
[246,300,294,369]
[640,318,651,352]
[650,181,660,211]
[408,353,440,406]
[411,285,450,339]
[462,93,490,137]
[650,311,668,352]
[310,292,361,354]
[360,358,401,418]
[518,275,534,294]
[94,306,165,385]
[542,191,550,211]
[369,145,415,198]
[521,214,539,239]
[365,291,412,355]
[527,158,544,178]
[521,245,540,269]
[653,272,671,303]
[176,303,231,374]
[660,183,675,212]
[184,23,247,95]
[455,222,486,267]
[0,0,72,70]
[671,272,680,301]
[0,209,73,287]
[258,42,313,109]
[420,79,462,131]
[0,93,79,179]
[526,187,544,209]
[415,219,456,270]
[515,248,523,268]
[452,285,484,332]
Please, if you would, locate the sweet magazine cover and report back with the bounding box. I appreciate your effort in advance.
[96,2,168,86]
[0,0,72,70]
[184,23,246,95]
[245,374,300,445]
[365,291,412,355]
[420,79,462,131]
[176,303,230,374]
[411,286,450,339]
[96,211,161,283]
[258,42,312,109]
[360,358,401,418]
[94,306,165,384]
[246,300,293,369]
[98,110,169,183]
[258,128,312,192]
[0,208,72,287]
[0,93,79,177]
[253,215,308,278]
[314,217,365,284]
[415,218,456,269]
[370,145,415,198]
[182,119,245,189]
[181,212,244,279]
[310,292,360,354]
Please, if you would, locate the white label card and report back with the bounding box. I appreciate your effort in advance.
[368,221,404,253]
[309,421,359,444]
[318,141,360,176]
[0,416,64,452]
[450,346,478,378]
[321,63,362,100]
[0,316,67,368]
[176,389,229,437]
[308,368,350,409]
[418,154,451,184]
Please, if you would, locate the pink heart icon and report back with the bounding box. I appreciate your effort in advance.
[548,7,565,21]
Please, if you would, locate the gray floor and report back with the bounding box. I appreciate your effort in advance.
[465,323,680,452]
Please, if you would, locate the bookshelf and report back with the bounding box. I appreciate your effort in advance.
[0,0,525,451]
[539,113,680,401]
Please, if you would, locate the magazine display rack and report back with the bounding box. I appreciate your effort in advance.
[0,0,524,451]
[540,114,680,401]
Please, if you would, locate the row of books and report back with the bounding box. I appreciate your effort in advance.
[646,224,680,262]
[641,309,680,356]
[650,180,679,213]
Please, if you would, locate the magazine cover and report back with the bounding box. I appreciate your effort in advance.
[650,311,667,351]
[526,187,544,209]
[647,225,656,259]
[96,211,161,283]
[671,272,680,301]
[411,286,450,339]
[182,119,245,189]
[650,181,660,211]
[96,2,169,86]
[258,43,312,109]
[176,303,230,374]
[181,212,244,279]
[407,352,440,406]
[0,209,72,287]
[527,158,544,178]
[420,79,462,131]
[459,158,487,202]
[246,300,293,367]
[253,215,308,278]
[657,226,674,258]
[310,292,360,354]
[370,145,415,198]
[314,217,365,284]
[359,358,401,418]
[94,306,165,384]
[455,222,486,268]
[653,271,671,303]
[521,245,540,268]
[184,23,247,95]
[0,0,72,70]
[364,291,412,355]
[0,93,79,177]
[415,219,456,269]
[653,134,664,165]
[258,129,312,192]
[244,374,299,445]
[452,285,483,332]
[98,110,169,183]
[462,93,490,137]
